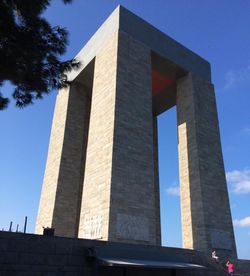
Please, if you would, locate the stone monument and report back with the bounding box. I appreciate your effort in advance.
[36,6,237,259]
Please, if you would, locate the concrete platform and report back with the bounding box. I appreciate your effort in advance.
[1,231,243,276]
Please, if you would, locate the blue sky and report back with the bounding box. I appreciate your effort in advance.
[0,0,249,259]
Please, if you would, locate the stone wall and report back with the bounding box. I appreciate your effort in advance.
[234,259,250,275]
[2,232,247,276]
[36,81,92,238]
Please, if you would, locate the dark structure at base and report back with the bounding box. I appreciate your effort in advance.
[3,232,250,276]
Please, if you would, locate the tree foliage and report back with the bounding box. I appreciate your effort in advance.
[0,0,80,110]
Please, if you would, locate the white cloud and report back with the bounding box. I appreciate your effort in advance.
[233,217,250,228]
[226,169,250,194]
[166,185,180,196]
[224,64,250,90]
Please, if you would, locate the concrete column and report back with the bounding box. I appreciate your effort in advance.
[176,73,237,258]
[153,117,161,245]
[78,30,161,245]
[36,82,91,237]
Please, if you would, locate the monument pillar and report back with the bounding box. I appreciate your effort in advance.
[176,73,237,258]
[77,30,161,245]
[36,82,91,237]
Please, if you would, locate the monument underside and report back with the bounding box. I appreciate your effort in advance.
[36,5,237,260]
[75,51,185,116]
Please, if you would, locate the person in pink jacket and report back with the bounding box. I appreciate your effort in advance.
[226,260,234,275]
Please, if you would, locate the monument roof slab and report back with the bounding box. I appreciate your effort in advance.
[68,5,211,83]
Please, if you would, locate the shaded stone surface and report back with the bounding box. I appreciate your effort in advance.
[2,232,243,276]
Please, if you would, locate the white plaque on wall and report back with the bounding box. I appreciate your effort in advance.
[82,214,103,239]
[116,213,150,241]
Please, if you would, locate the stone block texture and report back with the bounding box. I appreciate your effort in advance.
[1,232,239,276]
[36,82,91,237]
[176,73,237,258]
[78,30,161,245]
